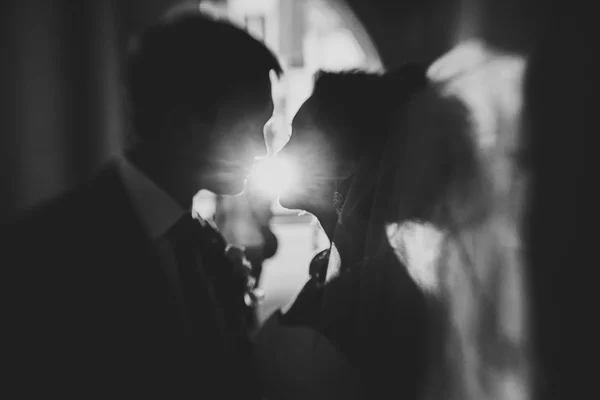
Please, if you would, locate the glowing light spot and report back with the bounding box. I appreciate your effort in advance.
[250,156,297,197]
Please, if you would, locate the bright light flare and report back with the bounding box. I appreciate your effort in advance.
[250,156,297,197]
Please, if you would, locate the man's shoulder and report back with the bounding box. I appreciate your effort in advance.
[0,194,80,275]
[3,160,123,246]
[5,192,75,240]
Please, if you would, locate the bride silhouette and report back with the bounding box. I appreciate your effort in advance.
[255,63,432,399]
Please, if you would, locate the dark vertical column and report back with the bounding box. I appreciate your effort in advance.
[56,1,120,184]
[0,2,23,222]
[0,1,130,222]
[9,1,69,219]
[525,7,588,400]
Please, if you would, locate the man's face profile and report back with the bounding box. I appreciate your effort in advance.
[199,76,274,196]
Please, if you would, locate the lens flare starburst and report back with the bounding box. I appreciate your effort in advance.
[250,156,296,197]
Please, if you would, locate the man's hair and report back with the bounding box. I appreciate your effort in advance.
[126,11,282,141]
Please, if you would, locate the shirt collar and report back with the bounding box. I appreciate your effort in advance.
[118,156,187,239]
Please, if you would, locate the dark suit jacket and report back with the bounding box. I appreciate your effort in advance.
[277,248,432,400]
[2,160,245,398]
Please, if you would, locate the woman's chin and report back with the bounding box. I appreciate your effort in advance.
[277,190,310,211]
[277,193,298,210]
[278,192,332,217]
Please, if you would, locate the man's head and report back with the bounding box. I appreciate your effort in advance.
[126,11,282,197]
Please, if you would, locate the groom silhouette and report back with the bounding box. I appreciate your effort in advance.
[3,11,281,399]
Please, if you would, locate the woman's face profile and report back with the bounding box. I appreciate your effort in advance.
[277,95,356,215]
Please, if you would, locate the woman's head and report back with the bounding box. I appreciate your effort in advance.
[277,66,428,235]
